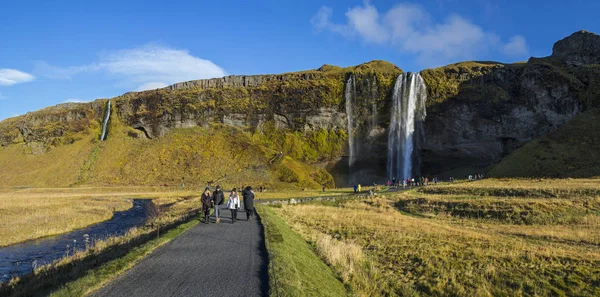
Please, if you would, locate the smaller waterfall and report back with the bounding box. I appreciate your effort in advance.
[100,100,111,141]
[345,76,356,168]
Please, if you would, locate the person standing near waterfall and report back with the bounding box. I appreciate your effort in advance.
[212,185,225,223]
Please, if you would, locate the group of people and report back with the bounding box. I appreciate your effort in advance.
[200,185,255,224]
[468,174,485,181]
[387,176,439,188]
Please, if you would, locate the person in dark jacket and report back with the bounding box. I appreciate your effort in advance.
[201,187,212,224]
[242,186,255,220]
[212,185,225,223]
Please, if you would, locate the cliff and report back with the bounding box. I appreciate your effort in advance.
[1,30,599,187]
[420,31,600,176]
[0,61,401,188]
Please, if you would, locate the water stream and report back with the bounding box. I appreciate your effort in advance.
[387,73,427,181]
[0,199,151,283]
[100,100,111,141]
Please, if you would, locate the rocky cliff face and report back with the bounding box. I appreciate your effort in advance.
[420,31,600,176]
[0,101,106,154]
[552,30,600,66]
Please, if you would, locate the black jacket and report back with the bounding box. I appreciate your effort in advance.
[243,190,255,210]
[201,193,212,210]
[212,190,225,205]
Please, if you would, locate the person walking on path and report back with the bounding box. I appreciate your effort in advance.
[212,185,225,223]
[201,187,212,224]
[357,184,361,193]
[243,186,255,220]
[226,188,240,224]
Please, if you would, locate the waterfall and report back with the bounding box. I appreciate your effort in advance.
[345,76,356,168]
[387,73,427,181]
[100,100,111,141]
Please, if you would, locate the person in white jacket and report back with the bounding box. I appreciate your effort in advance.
[226,188,240,224]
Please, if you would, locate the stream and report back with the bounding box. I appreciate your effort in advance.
[0,199,152,283]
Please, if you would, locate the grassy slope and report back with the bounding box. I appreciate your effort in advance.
[489,108,600,177]
[0,109,336,189]
[258,205,347,297]
[0,134,97,187]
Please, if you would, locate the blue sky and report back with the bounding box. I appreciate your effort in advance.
[1,0,599,121]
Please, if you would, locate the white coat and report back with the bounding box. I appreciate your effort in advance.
[226,194,240,209]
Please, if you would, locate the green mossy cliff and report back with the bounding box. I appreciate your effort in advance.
[0,61,401,188]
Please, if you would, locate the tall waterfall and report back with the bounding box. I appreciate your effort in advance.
[387,73,427,180]
[100,100,111,141]
[345,76,356,168]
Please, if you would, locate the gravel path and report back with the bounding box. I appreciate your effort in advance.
[92,208,269,297]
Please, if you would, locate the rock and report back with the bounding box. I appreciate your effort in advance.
[304,108,346,131]
[552,30,600,66]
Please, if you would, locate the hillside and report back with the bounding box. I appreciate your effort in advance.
[489,108,600,177]
[0,61,402,188]
[419,31,600,176]
[1,31,600,186]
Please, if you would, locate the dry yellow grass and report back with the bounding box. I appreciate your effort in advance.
[272,178,600,296]
[0,187,201,247]
[253,187,356,200]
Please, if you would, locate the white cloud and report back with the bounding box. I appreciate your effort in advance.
[0,69,35,86]
[346,4,389,44]
[311,6,352,36]
[34,44,226,91]
[312,2,528,66]
[502,35,528,56]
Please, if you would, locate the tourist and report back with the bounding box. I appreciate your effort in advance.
[227,188,240,224]
[354,184,358,193]
[357,184,361,193]
[402,179,407,188]
[322,184,326,192]
[212,185,225,223]
[243,186,255,220]
[201,187,212,224]
[392,178,396,187]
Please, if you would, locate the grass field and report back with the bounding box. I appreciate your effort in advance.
[0,185,358,247]
[0,187,200,247]
[270,178,600,296]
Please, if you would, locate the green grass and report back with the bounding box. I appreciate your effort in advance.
[258,205,347,297]
[48,218,200,297]
[489,109,600,178]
